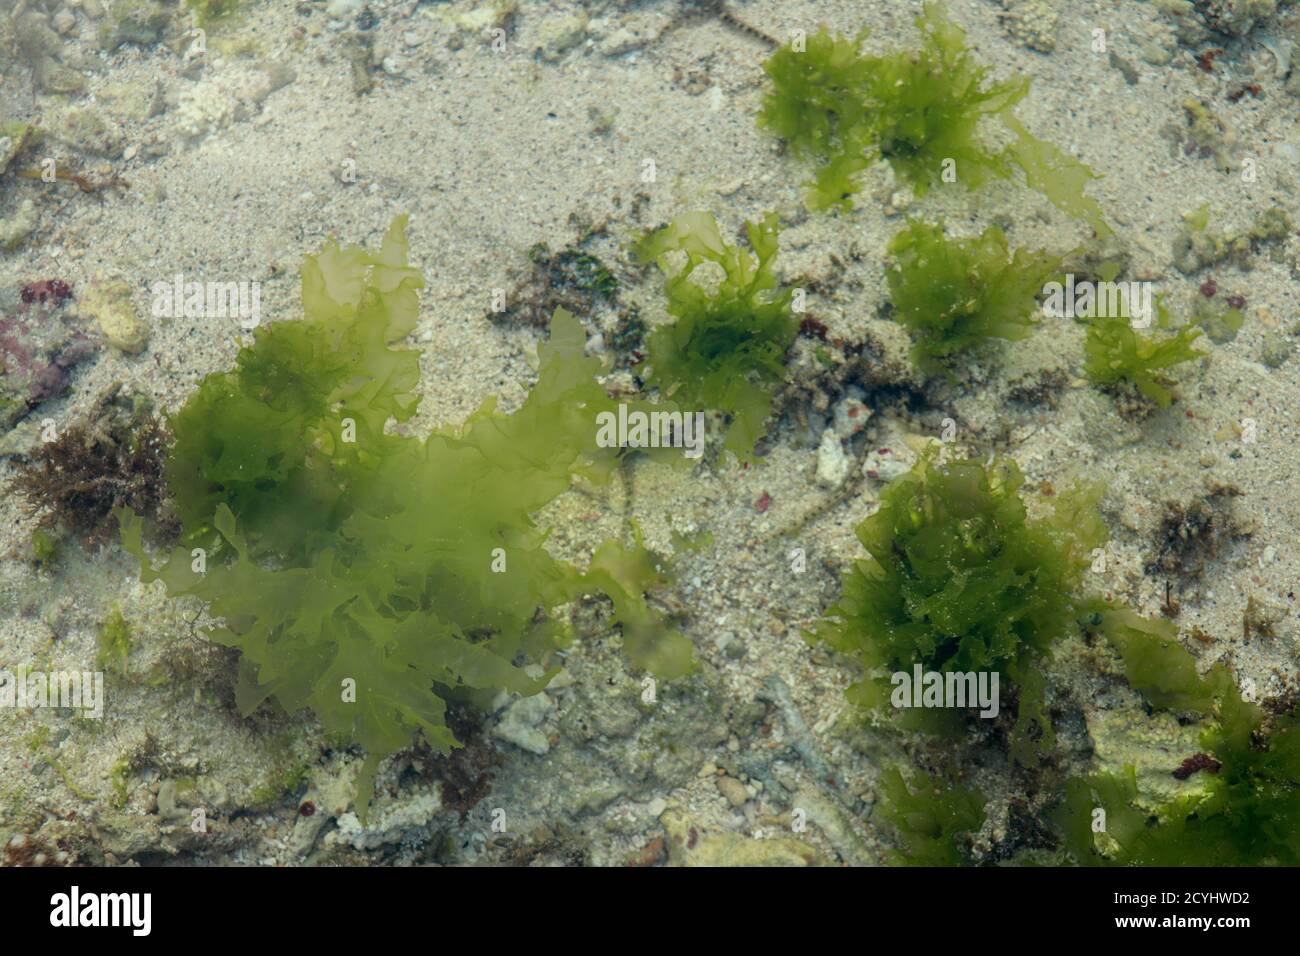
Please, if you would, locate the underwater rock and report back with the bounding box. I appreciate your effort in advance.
[861,445,913,482]
[93,811,163,861]
[99,0,172,51]
[1260,331,1295,368]
[537,13,588,61]
[831,388,872,439]
[326,0,365,16]
[1172,205,1292,274]
[0,200,39,252]
[0,281,98,430]
[326,788,444,852]
[1167,0,1279,38]
[815,429,848,489]
[1088,707,1213,810]
[715,776,749,807]
[447,0,517,40]
[55,107,126,159]
[999,0,1059,52]
[492,693,555,755]
[83,279,148,354]
[13,8,87,93]
[661,809,824,866]
[0,123,36,174]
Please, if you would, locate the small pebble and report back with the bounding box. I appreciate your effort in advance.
[716,776,748,808]
[831,389,872,439]
[815,430,848,489]
[862,447,911,482]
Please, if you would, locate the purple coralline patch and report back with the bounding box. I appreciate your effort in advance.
[0,280,97,430]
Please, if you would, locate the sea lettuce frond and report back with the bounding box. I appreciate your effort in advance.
[123,224,694,822]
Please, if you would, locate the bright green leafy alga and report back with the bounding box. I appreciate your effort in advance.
[1091,605,1215,714]
[812,448,1106,757]
[759,1,1109,234]
[886,219,1064,372]
[633,211,797,461]
[1081,298,1204,407]
[121,217,694,821]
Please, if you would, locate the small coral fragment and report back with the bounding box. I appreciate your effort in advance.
[1172,203,1292,275]
[84,279,149,355]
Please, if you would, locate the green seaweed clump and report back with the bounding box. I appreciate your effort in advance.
[633,211,797,461]
[813,448,1106,753]
[162,217,424,560]
[120,216,694,821]
[885,219,1064,372]
[758,2,1108,232]
[1082,299,1203,408]
[1059,663,1300,865]
[877,767,986,866]
[757,26,877,212]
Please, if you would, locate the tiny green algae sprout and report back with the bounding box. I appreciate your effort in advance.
[812,448,1106,755]
[759,2,1109,233]
[95,607,133,676]
[120,216,694,822]
[186,0,241,28]
[885,219,1064,372]
[1081,296,1204,407]
[1059,663,1300,865]
[633,211,797,461]
[29,528,60,567]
